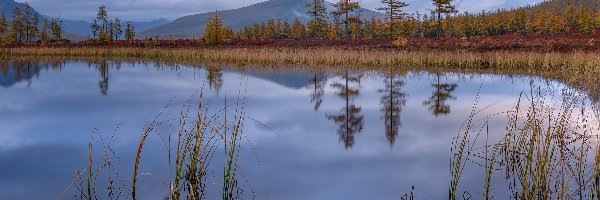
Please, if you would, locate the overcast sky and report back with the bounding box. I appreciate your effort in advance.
[23,0,545,22]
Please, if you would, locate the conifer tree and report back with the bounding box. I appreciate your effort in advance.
[11,7,25,42]
[113,17,122,40]
[432,0,457,37]
[377,0,409,38]
[282,20,291,38]
[98,29,110,44]
[91,19,100,39]
[50,18,62,40]
[0,13,7,40]
[40,19,51,42]
[267,19,276,38]
[306,0,328,38]
[97,5,109,32]
[204,12,224,44]
[23,3,38,42]
[275,19,282,38]
[291,19,307,39]
[124,23,136,41]
[332,0,361,38]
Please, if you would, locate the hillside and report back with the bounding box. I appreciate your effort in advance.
[140,0,384,39]
[1,0,169,39]
[529,0,600,12]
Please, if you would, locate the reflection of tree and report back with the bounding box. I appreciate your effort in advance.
[307,73,327,111]
[98,61,109,96]
[0,60,51,88]
[378,69,407,146]
[423,73,458,117]
[206,65,223,95]
[327,70,364,149]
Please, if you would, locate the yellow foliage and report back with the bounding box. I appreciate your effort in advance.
[393,37,409,47]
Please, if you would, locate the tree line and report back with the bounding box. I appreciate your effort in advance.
[0,3,62,43]
[206,0,600,44]
[90,5,136,43]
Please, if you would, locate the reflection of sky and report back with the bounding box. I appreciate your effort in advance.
[0,61,578,199]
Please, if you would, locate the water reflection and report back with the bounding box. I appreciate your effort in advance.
[97,61,110,96]
[206,64,224,95]
[2,59,597,199]
[423,73,458,117]
[378,69,408,146]
[307,73,327,111]
[327,70,364,149]
[0,60,62,88]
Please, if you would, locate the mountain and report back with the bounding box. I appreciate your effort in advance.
[0,0,42,20]
[128,18,171,33]
[530,0,600,12]
[58,18,171,38]
[140,0,384,39]
[0,0,169,40]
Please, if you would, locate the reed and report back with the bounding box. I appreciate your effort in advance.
[454,86,600,199]
[3,47,600,70]
[128,92,248,200]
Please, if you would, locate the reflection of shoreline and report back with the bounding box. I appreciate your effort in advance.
[0,61,59,88]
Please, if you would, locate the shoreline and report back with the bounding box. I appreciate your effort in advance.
[2,46,600,101]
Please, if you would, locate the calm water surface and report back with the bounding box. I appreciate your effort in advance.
[0,60,584,199]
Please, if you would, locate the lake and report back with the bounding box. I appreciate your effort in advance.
[0,59,597,200]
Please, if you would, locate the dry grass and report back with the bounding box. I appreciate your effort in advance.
[451,86,600,199]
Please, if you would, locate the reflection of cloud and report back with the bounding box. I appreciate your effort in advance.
[0,61,585,199]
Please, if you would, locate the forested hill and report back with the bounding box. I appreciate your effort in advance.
[527,0,600,13]
[139,0,383,39]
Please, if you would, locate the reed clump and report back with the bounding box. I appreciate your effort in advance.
[62,91,251,200]
[451,87,600,199]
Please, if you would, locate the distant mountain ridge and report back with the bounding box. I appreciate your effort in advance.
[0,0,169,40]
[140,0,385,39]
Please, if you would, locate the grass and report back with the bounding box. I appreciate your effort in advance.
[451,85,600,199]
[60,90,252,200]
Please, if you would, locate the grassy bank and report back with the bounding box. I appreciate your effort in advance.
[3,46,600,68]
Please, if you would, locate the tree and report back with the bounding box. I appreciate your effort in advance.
[282,20,291,38]
[332,0,362,38]
[204,12,224,44]
[113,17,122,40]
[20,3,39,42]
[50,18,62,40]
[96,5,109,32]
[98,29,110,44]
[40,19,51,42]
[91,19,100,39]
[432,0,457,37]
[124,23,136,41]
[91,5,109,40]
[0,13,7,40]
[267,19,276,38]
[11,7,25,42]
[378,0,409,38]
[306,0,328,38]
[291,19,307,39]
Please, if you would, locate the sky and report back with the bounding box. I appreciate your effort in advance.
[22,0,546,22]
